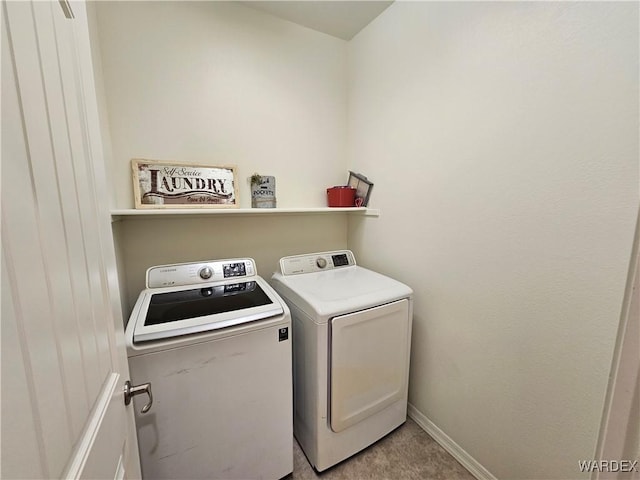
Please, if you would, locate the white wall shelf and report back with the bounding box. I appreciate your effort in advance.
[111,207,380,221]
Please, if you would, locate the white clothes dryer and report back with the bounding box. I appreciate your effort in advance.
[271,250,413,472]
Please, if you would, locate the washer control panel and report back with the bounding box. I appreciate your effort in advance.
[147,258,256,288]
[279,250,356,276]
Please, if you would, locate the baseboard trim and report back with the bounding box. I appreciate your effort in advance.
[407,403,497,480]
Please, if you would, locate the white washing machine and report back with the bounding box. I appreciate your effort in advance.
[125,258,292,479]
[271,250,413,472]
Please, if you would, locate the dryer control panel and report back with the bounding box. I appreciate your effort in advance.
[279,250,356,276]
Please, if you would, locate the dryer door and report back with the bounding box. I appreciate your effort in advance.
[329,299,410,433]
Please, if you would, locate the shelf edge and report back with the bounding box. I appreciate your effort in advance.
[110,207,380,220]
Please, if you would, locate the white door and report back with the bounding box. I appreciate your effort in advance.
[595,208,640,480]
[1,1,141,478]
[329,299,411,433]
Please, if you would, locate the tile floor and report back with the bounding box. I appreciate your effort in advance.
[291,417,476,480]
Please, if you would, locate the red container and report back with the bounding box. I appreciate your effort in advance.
[327,186,356,207]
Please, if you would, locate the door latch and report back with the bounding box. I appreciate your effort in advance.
[124,380,153,414]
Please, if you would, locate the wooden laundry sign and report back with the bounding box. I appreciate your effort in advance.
[132,159,238,209]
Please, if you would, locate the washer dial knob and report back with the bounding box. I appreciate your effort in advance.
[316,257,327,269]
[199,266,213,280]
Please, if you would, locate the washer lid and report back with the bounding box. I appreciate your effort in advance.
[130,276,284,343]
[145,280,273,326]
[272,265,412,320]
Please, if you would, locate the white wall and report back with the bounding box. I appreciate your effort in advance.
[95,1,347,210]
[115,214,348,312]
[347,3,639,479]
[93,1,639,477]
[93,1,351,311]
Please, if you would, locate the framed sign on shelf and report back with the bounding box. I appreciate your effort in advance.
[132,159,238,209]
[348,171,374,207]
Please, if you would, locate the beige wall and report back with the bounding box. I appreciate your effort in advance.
[93,1,639,478]
[93,1,352,316]
[347,2,638,479]
[115,214,348,315]
[94,0,348,210]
